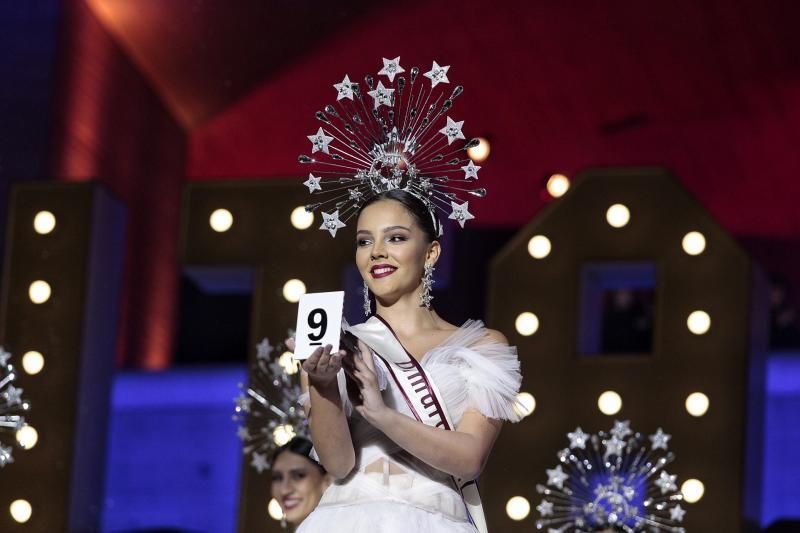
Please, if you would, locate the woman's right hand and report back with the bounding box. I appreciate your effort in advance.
[298,342,346,386]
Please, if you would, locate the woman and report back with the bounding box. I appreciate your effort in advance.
[288,189,522,532]
[270,437,333,528]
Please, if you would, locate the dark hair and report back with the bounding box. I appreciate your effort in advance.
[358,189,440,243]
[272,436,326,474]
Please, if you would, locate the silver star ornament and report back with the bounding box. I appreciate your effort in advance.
[334,74,355,100]
[378,57,405,82]
[448,201,475,228]
[567,427,589,449]
[536,499,554,517]
[256,338,273,361]
[439,116,465,145]
[669,504,686,522]
[655,470,677,494]
[424,60,450,87]
[546,465,569,489]
[604,435,625,459]
[649,427,672,450]
[368,81,394,109]
[610,419,632,439]
[320,210,346,237]
[303,174,322,193]
[250,451,269,474]
[308,127,334,154]
[2,385,23,406]
[461,160,481,179]
[0,347,10,367]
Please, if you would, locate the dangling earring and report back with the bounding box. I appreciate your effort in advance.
[420,264,435,308]
[363,280,371,317]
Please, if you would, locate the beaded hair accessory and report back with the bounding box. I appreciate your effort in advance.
[233,337,307,474]
[299,57,487,237]
[534,421,687,532]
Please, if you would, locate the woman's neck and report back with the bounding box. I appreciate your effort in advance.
[374,292,440,336]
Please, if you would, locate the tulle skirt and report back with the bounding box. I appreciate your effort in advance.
[296,500,478,533]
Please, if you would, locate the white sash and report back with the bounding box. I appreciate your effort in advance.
[348,316,489,533]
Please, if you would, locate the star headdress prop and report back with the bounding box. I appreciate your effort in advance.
[233,336,307,474]
[0,348,31,469]
[299,56,487,237]
[535,421,687,532]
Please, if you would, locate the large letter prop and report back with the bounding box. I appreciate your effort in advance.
[486,168,767,532]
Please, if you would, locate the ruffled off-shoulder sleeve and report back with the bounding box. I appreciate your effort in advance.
[424,321,523,425]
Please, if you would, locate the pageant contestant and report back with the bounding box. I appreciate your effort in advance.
[271,437,333,528]
[291,58,522,532]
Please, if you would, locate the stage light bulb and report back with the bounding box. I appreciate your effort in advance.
[9,500,32,523]
[515,312,539,336]
[513,392,536,418]
[681,478,705,503]
[682,231,706,255]
[687,310,711,335]
[16,424,38,450]
[598,390,622,415]
[505,496,530,521]
[273,424,296,447]
[527,235,551,259]
[282,279,306,303]
[546,174,570,198]
[685,392,709,417]
[33,211,56,235]
[466,137,490,163]
[606,204,630,228]
[209,209,233,232]
[278,351,300,375]
[28,280,51,304]
[290,206,314,230]
[268,498,284,520]
[21,351,44,375]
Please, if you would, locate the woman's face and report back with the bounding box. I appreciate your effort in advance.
[355,199,438,304]
[270,451,331,525]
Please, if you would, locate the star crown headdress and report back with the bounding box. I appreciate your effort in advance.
[299,57,487,237]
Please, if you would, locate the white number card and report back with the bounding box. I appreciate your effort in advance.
[293,291,345,360]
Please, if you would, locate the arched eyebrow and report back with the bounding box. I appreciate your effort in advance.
[356,225,411,237]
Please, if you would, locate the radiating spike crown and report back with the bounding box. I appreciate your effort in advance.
[300,58,489,237]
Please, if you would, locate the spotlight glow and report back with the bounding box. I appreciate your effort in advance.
[546,174,570,198]
[505,496,531,521]
[527,235,552,259]
[282,279,306,303]
[606,204,631,228]
[681,478,705,503]
[272,424,296,447]
[466,137,490,163]
[687,310,711,335]
[685,392,710,417]
[598,390,622,415]
[278,351,300,375]
[21,351,44,375]
[209,209,233,232]
[513,392,536,418]
[28,280,51,304]
[290,206,314,230]
[9,500,32,523]
[515,312,540,336]
[682,231,706,256]
[16,424,38,450]
[33,211,56,235]
[267,498,284,520]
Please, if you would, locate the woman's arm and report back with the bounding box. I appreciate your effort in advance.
[295,341,355,479]
[351,336,504,480]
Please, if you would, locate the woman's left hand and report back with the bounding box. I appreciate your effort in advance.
[351,339,389,426]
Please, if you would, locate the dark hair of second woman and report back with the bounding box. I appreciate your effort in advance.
[272,436,325,474]
[358,189,439,243]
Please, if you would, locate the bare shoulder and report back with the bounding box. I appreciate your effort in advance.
[483,327,509,345]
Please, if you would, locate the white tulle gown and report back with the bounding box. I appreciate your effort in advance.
[297,320,522,533]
